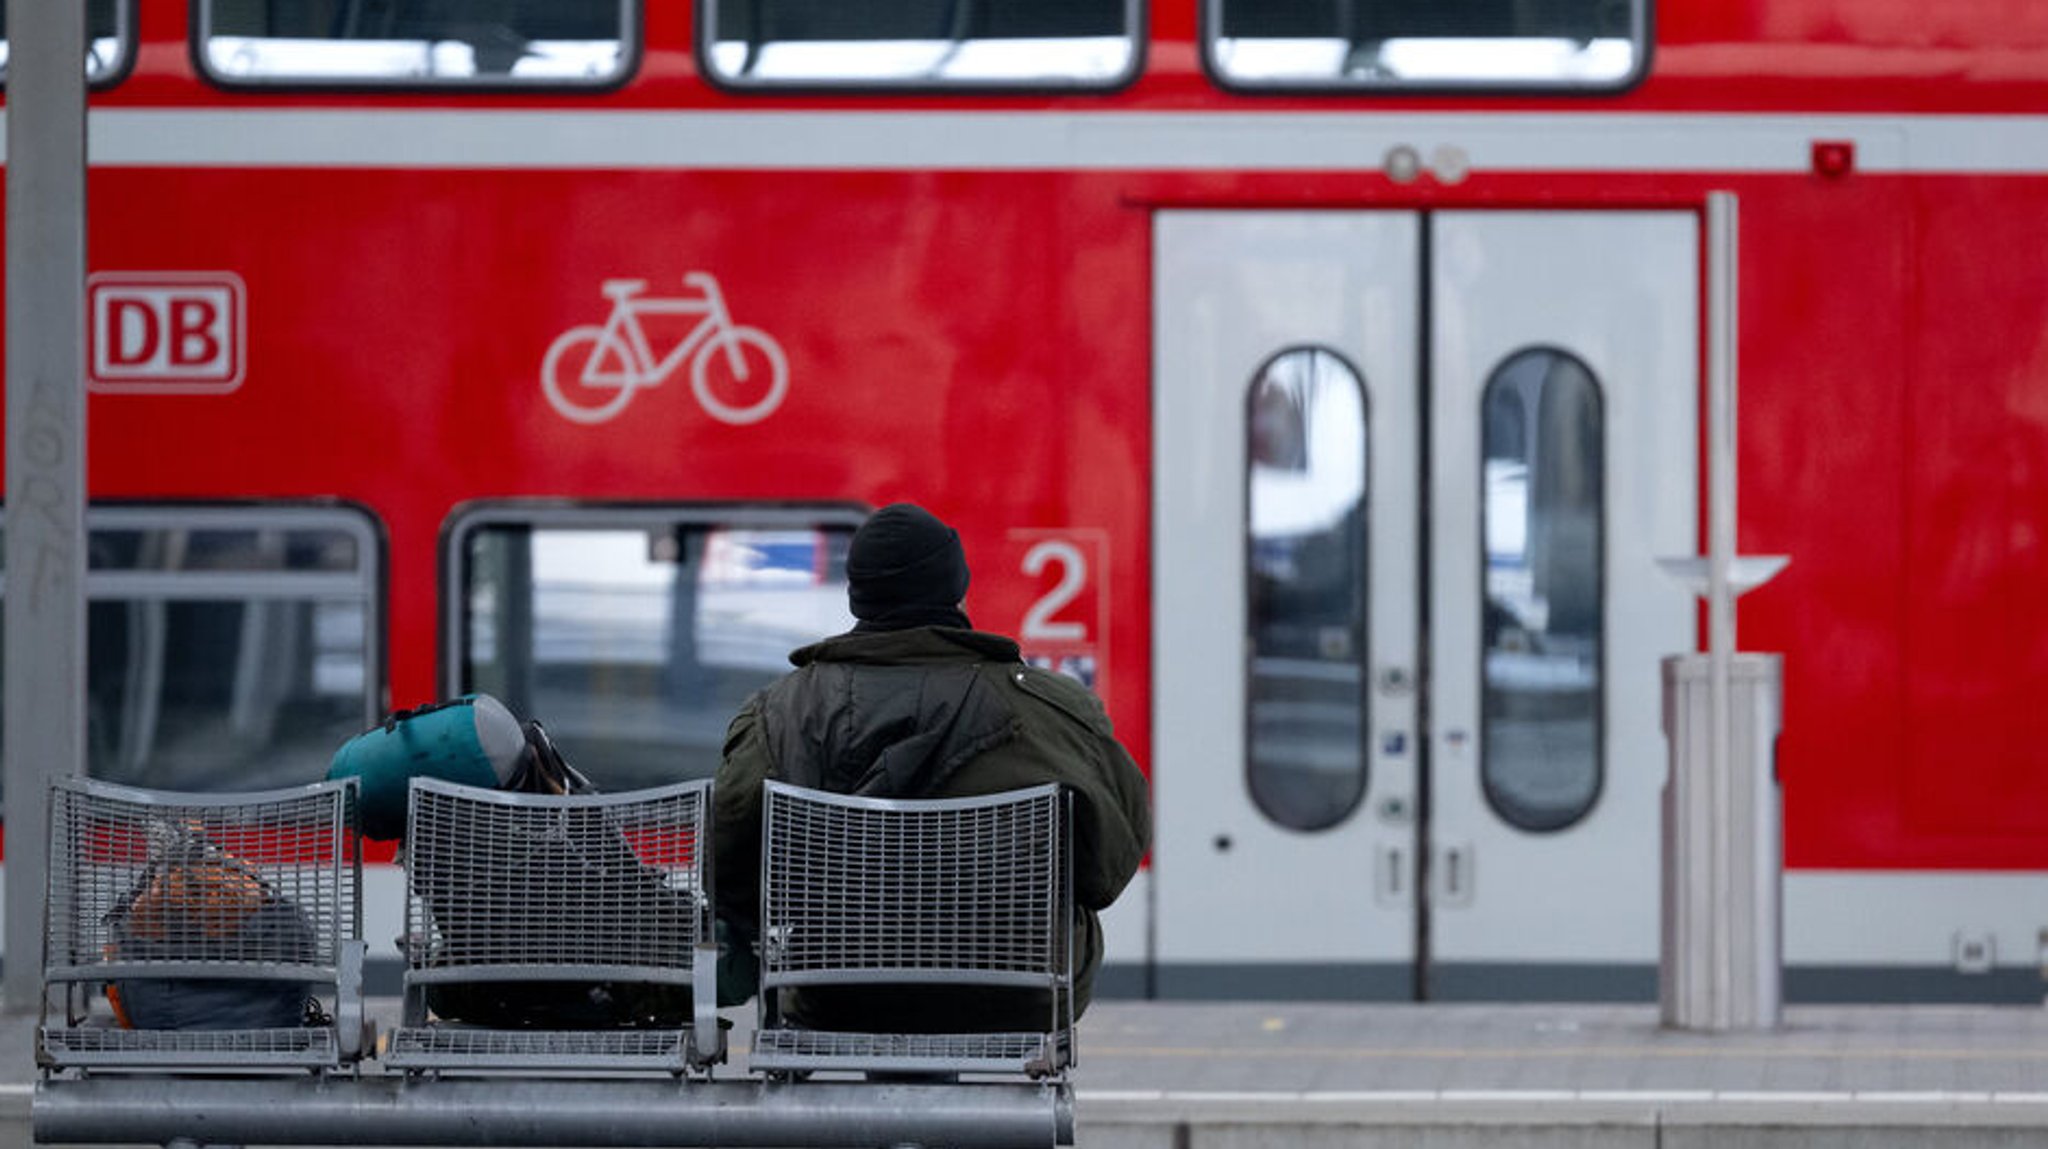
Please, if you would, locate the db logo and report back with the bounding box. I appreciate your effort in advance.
[89,272,245,394]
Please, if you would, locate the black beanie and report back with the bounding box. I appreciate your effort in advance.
[846,504,970,628]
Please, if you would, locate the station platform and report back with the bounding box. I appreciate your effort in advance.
[1074,1000,2048,1147]
[7,999,2048,1148]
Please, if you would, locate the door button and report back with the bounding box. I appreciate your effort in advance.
[1377,666,1413,696]
[1439,842,1475,907]
[1376,795,1412,824]
[1374,845,1409,908]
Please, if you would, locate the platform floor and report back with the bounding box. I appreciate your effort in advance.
[10,1000,2048,1147]
[1073,1000,2048,1146]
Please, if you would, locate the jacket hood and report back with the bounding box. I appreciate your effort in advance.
[763,627,1024,797]
[788,625,1022,668]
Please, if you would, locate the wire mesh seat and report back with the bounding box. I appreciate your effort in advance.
[38,777,368,1072]
[383,777,720,1074]
[751,781,1075,1080]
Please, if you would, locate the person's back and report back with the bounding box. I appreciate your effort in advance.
[714,504,1150,1032]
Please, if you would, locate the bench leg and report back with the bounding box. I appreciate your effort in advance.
[692,941,723,1068]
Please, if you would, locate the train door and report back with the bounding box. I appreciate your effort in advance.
[1153,210,1698,998]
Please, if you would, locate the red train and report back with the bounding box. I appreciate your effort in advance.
[9,0,2048,1001]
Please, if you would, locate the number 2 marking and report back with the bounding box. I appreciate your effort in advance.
[1021,540,1087,642]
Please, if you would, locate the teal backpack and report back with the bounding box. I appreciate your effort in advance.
[326,694,527,841]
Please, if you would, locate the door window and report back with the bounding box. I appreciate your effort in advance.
[1246,346,1370,831]
[1480,347,1604,831]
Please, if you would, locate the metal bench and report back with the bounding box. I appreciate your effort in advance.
[381,776,722,1075]
[36,777,368,1072]
[32,775,1072,1147]
[751,781,1076,1081]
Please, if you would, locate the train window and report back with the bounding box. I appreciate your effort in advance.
[702,0,1138,89]
[1480,348,1604,832]
[0,0,131,86]
[1207,0,1646,91]
[198,0,634,86]
[1245,347,1369,832]
[448,505,864,791]
[0,505,382,803]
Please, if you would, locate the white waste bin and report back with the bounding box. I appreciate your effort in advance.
[1660,652,1784,1031]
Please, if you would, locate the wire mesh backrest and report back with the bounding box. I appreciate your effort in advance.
[44,778,359,975]
[403,777,710,973]
[760,782,1068,987]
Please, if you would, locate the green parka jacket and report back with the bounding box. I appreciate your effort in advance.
[713,625,1151,1033]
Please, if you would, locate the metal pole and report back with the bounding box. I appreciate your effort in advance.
[36,1078,1076,1148]
[3,0,90,1012]
[1704,192,1739,1013]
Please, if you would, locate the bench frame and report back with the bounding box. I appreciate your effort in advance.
[36,777,368,1073]
[381,776,722,1075]
[31,778,1075,1149]
[751,781,1078,1081]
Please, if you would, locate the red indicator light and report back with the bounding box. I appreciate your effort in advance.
[1812,140,1855,179]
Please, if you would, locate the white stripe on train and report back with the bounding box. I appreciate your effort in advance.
[8,109,2043,174]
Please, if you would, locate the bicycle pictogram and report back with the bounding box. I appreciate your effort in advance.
[541,272,789,425]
